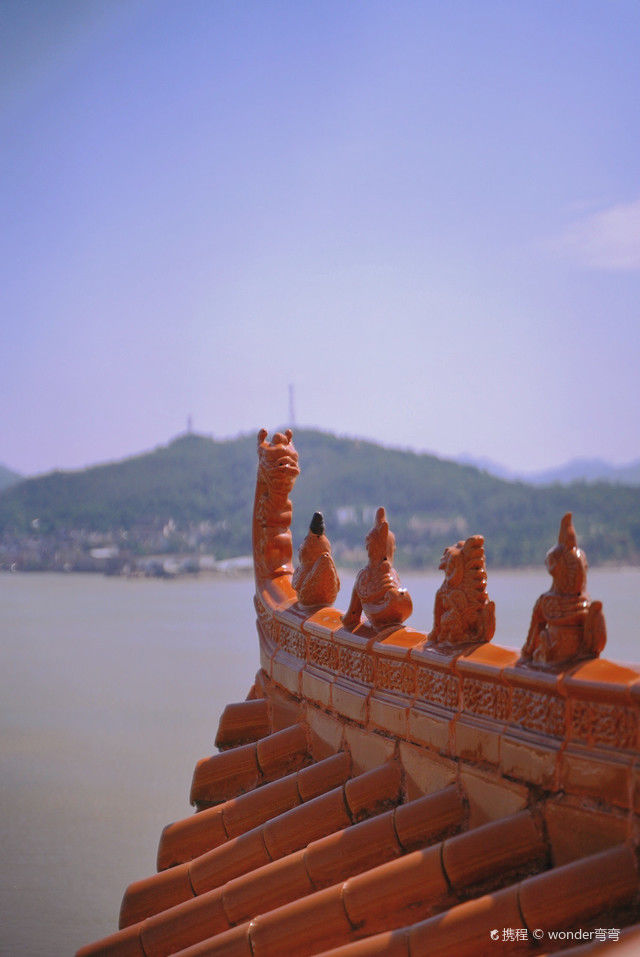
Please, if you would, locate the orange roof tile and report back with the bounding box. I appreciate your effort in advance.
[157,751,351,871]
[214,698,270,750]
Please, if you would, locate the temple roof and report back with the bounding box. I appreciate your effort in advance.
[77,431,640,955]
[77,687,640,957]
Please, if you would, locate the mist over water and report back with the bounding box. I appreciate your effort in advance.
[1,569,639,955]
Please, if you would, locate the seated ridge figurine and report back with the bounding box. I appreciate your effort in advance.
[292,511,340,608]
[428,534,495,647]
[343,506,412,632]
[521,512,606,668]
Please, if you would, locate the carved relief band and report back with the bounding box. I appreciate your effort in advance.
[308,634,339,672]
[415,665,459,711]
[570,700,638,751]
[278,623,306,659]
[376,657,416,697]
[511,687,566,737]
[255,595,278,645]
[462,677,510,721]
[338,646,374,685]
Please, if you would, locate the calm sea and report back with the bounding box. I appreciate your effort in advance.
[1,568,639,955]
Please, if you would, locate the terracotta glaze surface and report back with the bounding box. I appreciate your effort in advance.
[293,511,340,609]
[78,430,640,956]
[342,506,413,632]
[522,512,607,668]
[429,534,495,648]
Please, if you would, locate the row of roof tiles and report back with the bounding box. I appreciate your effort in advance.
[120,760,405,929]
[78,691,640,957]
[158,751,351,870]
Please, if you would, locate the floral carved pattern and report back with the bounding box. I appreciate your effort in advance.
[376,658,416,696]
[463,678,510,720]
[512,688,565,737]
[570,699,638,749]
[338,647,374,685]
[570,700,591,744]
[279,623,306,659]
[308,635,338,671]
[592,704,637,749]
[415,666,459,710]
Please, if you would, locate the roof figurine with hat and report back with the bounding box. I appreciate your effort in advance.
[292,511,340,608]
[521,511,607,668]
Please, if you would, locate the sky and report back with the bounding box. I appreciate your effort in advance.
[1,0,639,476]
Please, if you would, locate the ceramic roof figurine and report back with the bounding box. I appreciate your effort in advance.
[342,506,412,632]
[521,512,607,668]
[292,511,340,608]
[253,428,300,580]
[428,534,495,648]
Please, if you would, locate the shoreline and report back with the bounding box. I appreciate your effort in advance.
[2,562,640,578]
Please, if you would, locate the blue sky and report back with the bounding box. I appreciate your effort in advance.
[1,0,639,475]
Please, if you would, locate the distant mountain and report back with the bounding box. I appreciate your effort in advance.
[526,458,640,486]
[0,464,21,492]
[1,430,639,569]
[457,454,640,487]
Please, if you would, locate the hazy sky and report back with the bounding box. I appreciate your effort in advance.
[2,1,639,476]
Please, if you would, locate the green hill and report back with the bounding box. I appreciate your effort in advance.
[0,429,639,569]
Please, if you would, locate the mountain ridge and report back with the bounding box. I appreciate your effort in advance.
[457,453,640,486]
[1,429,639,570]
